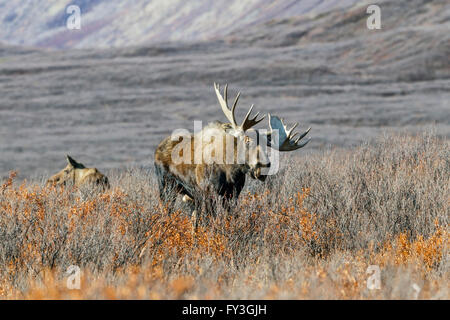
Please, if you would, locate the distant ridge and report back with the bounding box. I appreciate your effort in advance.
[0,0,358,49]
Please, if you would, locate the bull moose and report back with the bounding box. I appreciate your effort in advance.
[154,83,310,226]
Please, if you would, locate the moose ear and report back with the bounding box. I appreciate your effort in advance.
[66,155,84,168]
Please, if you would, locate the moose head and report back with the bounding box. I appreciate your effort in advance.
[47,155,109,190]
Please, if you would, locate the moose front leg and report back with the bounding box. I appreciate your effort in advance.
[181,193,199,233]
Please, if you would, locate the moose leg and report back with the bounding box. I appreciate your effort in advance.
[154,164,180,213]
[179,192,200,234]
[190,197,203,234]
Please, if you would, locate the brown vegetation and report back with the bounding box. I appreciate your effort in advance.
[0,133,448,299]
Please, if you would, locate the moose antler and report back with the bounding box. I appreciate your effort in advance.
[214,83,265,132]
[266,114,311,151]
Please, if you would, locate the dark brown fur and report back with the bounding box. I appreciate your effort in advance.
[155,122,266,220]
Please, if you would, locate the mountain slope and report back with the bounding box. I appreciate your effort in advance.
[0,0,448,178]
[0,0,358,48]
[227,0,450,82]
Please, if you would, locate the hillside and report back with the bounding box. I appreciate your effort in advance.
[1,0,358,48]
[0,0,449,179]
[0,0,448,301]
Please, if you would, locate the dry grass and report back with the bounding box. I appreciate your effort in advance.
[0,132,448,299]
